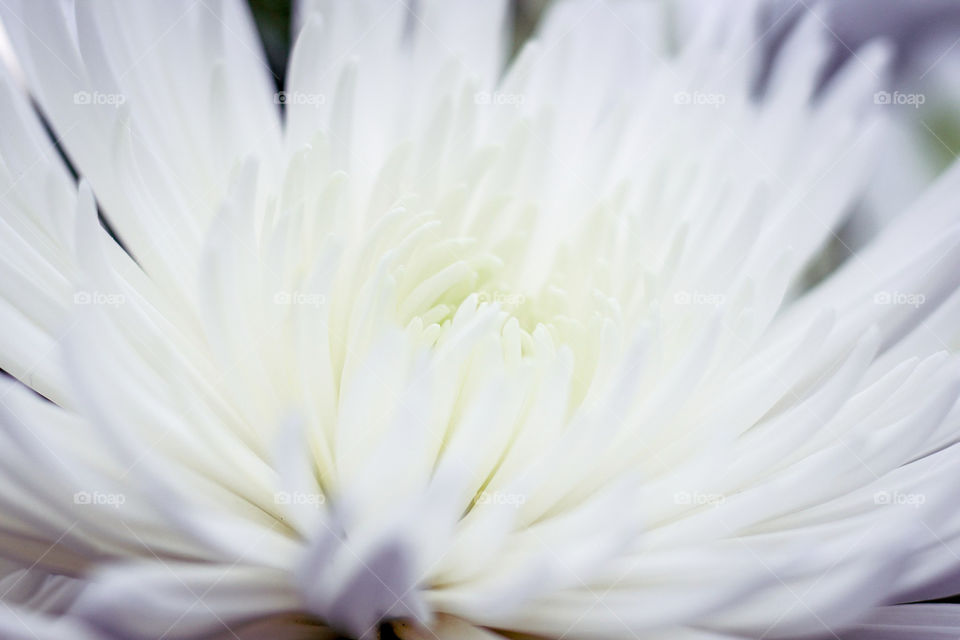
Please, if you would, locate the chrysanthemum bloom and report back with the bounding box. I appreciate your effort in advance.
[1,1,960,638]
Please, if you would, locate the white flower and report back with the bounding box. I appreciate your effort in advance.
[0,1,959,639]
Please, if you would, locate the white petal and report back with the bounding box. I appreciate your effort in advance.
[842,604,960,640]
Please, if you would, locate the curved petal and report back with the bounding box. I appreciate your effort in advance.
[841,604,960,640]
